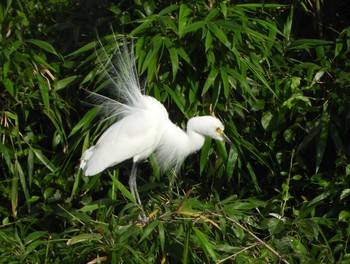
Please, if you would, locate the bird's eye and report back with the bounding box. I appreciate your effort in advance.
[216,127,223,134]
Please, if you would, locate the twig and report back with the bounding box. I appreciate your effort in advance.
[216,243,258,264]
[211,211,290,264]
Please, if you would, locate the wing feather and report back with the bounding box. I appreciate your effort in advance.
[81,110,160,176]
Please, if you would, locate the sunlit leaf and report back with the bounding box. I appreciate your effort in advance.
[66,233,103,245]
[56,76,79,90]
[26,39,60,57]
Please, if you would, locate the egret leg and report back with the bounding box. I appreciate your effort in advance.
[129,162,147,222]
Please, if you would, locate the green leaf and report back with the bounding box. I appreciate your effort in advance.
[3,78,15,97]
[308,190,332,207]
[164,38,179,79]
[226,146,238,180]
[316,112,329,173]
[69,107,99,137]
[220,67,229,99]
[242,59,276,97]
[176,47,191,65]
[266,218,284,235]
[205,9,219,22]
[15,160,30,210]
[26,39,60,57]
[298,219,319,242]
[43,187,55,200]
[207,22,231,48]
[287,39,333,51]
[296,122,322,154]
[131,16,157,35]
[27,148,34,186]
[200,138,212,174]
[261,111,280,131]
[205,30,213,52]
[202,67,218,95]
[139,221,159,243]
[178,4,192,36]
[56,76,79,90]
[225,68,253,98]
[79,203,104,212]
[158,223,165,252]
[193,226,217,261]
[111,175,135,203]
[182,21,205,35]
[247,161,261,193]
[158,4,179,15]
[25,231,47,244]
[340,188,350,201]
[11,174,18,216]
[66,233,103,246]
[338,210,350,222]
[79,198,117,212]
[283,94,311,109]
[32,148,56,173]
[163,84,187,117]
[38,76,50,109]
[183,225,190,264]
[67,41,96,56]
[141,35,163,80]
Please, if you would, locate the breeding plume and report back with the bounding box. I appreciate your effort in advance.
[80,38,231,221]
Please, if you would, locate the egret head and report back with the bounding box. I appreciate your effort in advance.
[187,116,232,144]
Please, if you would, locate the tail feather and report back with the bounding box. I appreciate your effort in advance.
[80,146,98,176]
[80,36,145,176]
[95,36,143,108]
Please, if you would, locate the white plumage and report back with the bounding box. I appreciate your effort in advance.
[80,38,231,221]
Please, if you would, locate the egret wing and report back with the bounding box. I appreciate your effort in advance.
[81,111,161,176]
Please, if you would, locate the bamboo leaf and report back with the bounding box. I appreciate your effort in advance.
[205,8,219,22]
[56,76,79,90]
[67,41,96,56]
[163,84,187,117]
[111,175,135,202]
[164,38,179,79]
[139,221,159,243]
[202,67,218,95]
[316,112,330,173]
[11,174,18,216]
[159,4,179,15]
[181,21,205,35]
[131,16,157,35]
[226,146,238,180]
[205,30,213,52]
[178,4,192,36]
[37,76,50,109]
[207,22,231,48]
[193,226,217,261]
[220,67,229,99]
[32,148,56,172]
[26,39,60,57]
[69,107,99,137]
[200,138,212,174]
[3,78,15,97]
[247,161,261,193]
[66,233,103,246]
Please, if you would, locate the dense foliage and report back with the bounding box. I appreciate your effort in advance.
[1,0,349,263]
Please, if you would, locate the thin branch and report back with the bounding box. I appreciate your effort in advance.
[216,243,258,264]
[211,211,290,264]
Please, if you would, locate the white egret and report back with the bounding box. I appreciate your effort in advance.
[80,39,231,221]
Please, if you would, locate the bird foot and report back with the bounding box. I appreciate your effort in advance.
[138,210,148,223]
